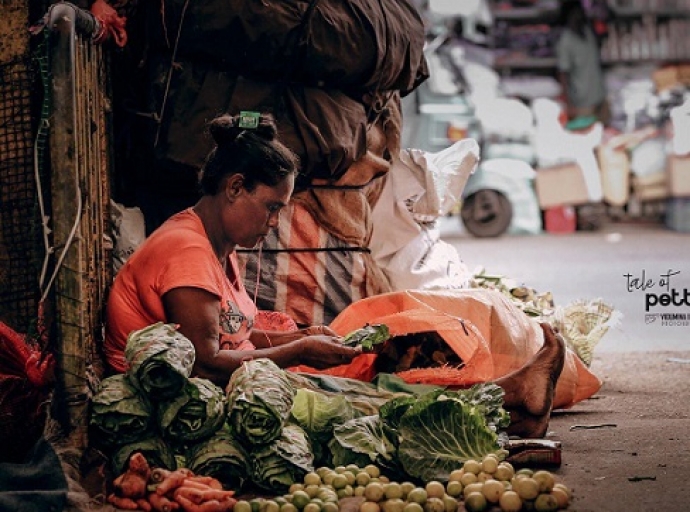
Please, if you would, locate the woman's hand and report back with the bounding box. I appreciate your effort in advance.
[295,336,362,369]
[299,325,339,337]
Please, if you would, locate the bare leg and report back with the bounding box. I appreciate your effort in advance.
[495,323,566,438]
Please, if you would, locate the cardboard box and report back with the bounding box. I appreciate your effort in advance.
[668,155,690,197]
[597,144,630,207]
[632,171,668,202]
[534,162,590,209]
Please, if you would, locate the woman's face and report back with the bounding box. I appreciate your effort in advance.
[223,173,295,248]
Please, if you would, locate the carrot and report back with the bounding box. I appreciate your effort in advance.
[193,490,236,502]
[137,498,153,511]
[149,492,181,512]
[175,495,235,512]
[107,493,140,510]
[185,476,224,490]
[175,479,214,491]
[150,468,173,484]
[156,470,191,496]
[173,485,206,505]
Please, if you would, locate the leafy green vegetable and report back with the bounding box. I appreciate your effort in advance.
[158,377,227,442]
[226,358,295,445]
[125,322,195,400]
[397,392,503,482]
[341,324,390,350]
[329,415,401,476]
[453,383,511,431]
[111,436,177,474]
[251,423,314,493]
[89,373,154,448]
[186,425,250,490]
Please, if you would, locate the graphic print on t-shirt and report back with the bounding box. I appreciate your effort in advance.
[220,300,246,334]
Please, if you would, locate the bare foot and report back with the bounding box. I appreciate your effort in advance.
[495,323,566,438]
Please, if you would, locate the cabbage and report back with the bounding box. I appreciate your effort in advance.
[158,377,227,442]
[125,322,195,400]
[397,391,503,482]
[329,415,402,477]
[89,373,154,448]
[186,425,250,490]
[251,423,314,493]
[226,358,295,445]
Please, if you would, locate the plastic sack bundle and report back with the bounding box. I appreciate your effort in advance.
[296,288,602,410]
[124,322,195,400]
[226,358,296,445]
[164,0,428,96]
[185,425,250,491]
[369,140,480,291]
[89,373,154,448]
[158,377,227,443]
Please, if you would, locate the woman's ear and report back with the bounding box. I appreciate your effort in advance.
[225,174,244,202]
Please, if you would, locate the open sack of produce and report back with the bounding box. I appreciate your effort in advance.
[292,288,602,410]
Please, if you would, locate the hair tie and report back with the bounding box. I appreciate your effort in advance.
[238,111,260,129]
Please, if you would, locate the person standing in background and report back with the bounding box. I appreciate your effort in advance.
[556,0,610,125]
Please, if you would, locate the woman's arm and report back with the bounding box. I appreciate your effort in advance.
[163,287,360,387]
[250,325,339,348]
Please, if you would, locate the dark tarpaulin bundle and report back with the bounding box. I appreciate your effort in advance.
[162,0,428,97]
[250,423,315,493]
[88,373,154,448]
[158,377,227,443]
[185,425,250,491]
[226,358,296,445]
[124,322,195,400]
[111,436,177,475]
[154,66,369,186]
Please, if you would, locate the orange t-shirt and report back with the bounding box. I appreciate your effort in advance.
[104,208,257,372]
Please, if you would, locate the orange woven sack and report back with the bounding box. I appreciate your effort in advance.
[293,289,602,410]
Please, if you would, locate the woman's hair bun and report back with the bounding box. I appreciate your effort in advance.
[208,112,278,147]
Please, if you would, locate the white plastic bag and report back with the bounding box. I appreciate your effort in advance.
[369,139,479,290]
[110,200,146,274]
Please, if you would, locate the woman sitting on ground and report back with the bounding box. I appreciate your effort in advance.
[104,112,565,438]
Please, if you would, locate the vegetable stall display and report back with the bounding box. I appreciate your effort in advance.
[89,323,573,511]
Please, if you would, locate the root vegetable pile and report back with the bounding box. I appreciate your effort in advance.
[107,453,236,512]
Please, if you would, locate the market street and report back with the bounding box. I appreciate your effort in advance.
[440,218,690,353]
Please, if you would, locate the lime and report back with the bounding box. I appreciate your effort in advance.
[534,493,558,512]
[532,471,555,493]
[459,472,478,487]
[356,471,371,487]
[365,465,381,479]
[550,488,569,508]
[235,500,252,512]
[481,456,498,474]
[515,477,539,501]
[382,498,406,512]
[360,502,380,512]
[463,460,481,475]
[322,502,339,512]
[281,504,298,512]
[263,501,280,512]
[332,474,349,490]
[425,481,445,500]
[292,490,311,510]
[445,480,463,498]
[290,483,305,494]
[482,479,504,504]
[442,494,458,512]
[498,490,522,512]
[406,487,428,505]
[462,483,483,500]
[364,482,385,502]
[403,503,424,512]
[304,503,322,512]
[304,472,322,487]
[464,492,487,512]
[422,497,445,512]
[448,469,464,483]
[384,482,403,500]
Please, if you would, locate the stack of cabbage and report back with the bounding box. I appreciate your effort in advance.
[90,322,511,493]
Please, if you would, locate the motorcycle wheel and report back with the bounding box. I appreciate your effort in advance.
[460,189,513,238]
